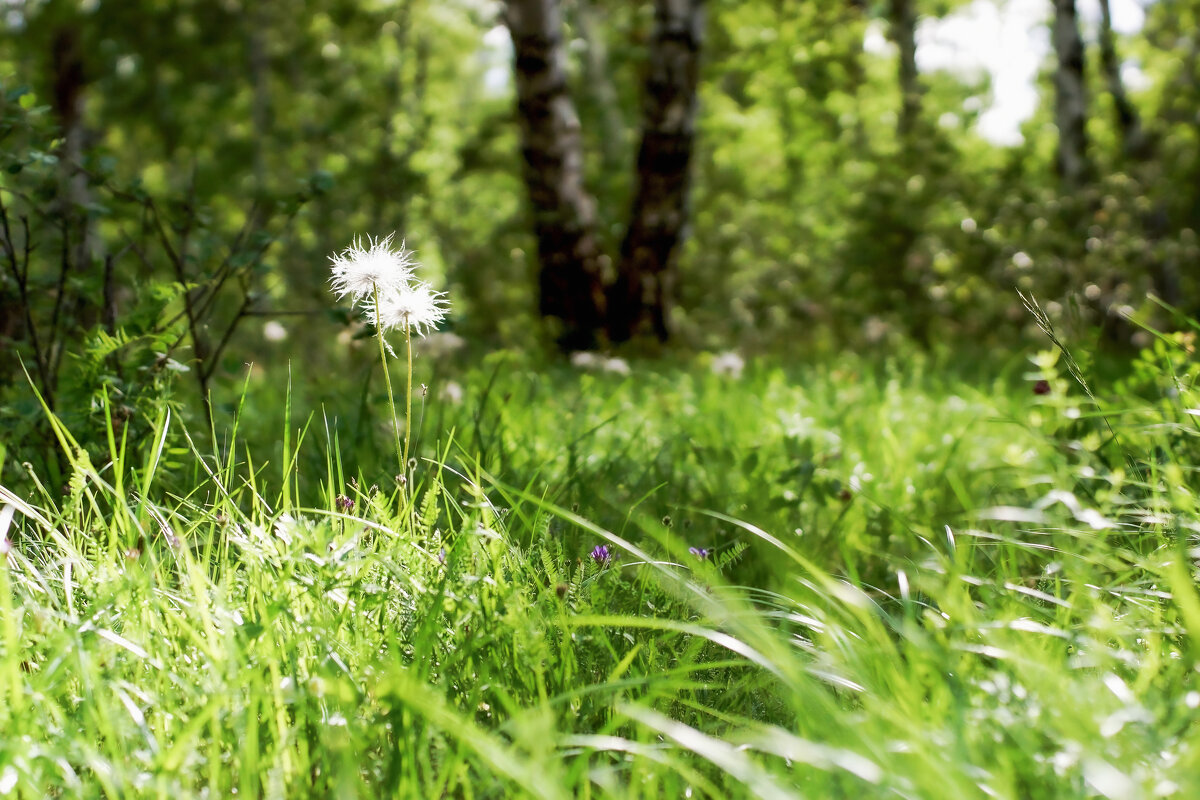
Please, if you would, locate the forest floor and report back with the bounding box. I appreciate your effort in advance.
[2,339,1198,798]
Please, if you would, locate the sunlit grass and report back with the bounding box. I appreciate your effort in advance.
[1,337,1198,797]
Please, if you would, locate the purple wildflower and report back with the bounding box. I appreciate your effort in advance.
[336,494,355,512]
[688,546,711,560]
[590,545,612,567]
[1033,379,1051,395]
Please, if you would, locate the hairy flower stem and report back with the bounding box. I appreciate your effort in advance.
[373,285,405,480]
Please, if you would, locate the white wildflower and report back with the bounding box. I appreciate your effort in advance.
[1011,251,1033,270]
[710,351,745,379]
[263,321,288,342]
[570,352,629,375]
[602,357,631,376]
[329,233,416,304]
[366,281,449,338]
[273,514,303,545]
[438,380,465,405]
[863,316,889,343]
[418,331,466,359]
[570,351,601,369]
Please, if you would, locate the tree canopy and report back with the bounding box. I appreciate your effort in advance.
[1,0,1197,447]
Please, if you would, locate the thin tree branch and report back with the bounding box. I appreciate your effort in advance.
[0,194,55,408]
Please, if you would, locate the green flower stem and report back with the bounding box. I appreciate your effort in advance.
[373,285,405,480]
[403,322,413,476]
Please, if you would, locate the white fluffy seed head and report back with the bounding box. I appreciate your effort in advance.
[366,281,449,338]
[711,351,745,379]
[329,233,416,304]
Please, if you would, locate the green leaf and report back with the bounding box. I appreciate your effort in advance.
[308,169,334,195]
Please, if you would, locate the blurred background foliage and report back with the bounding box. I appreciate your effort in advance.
[1,0,1198,478]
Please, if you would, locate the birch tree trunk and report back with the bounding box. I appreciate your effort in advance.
[1052,0,1091,189]
[504,0,608,351]
[608,0,705,343]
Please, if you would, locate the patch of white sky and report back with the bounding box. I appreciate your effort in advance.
[866,0,1152,145]
[482,24,512,95]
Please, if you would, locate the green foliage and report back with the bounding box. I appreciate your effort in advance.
[0,72,309,486]
[3,0,1195,379]
[0,82,176,483]
[3,330,1200,796]
[2,0,1200,794]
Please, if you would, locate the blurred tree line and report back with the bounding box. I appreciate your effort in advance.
[1,0,1198,469]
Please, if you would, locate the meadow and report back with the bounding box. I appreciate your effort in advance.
[4,0,1200,795]
[2,323,1198,799]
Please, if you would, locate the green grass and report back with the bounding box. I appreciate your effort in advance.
[1,336,1199,798]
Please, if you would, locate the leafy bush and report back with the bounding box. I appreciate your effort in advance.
[0,79,311,487]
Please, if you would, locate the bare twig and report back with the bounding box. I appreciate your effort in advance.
[0,193,55,409]
[200,295,253,385]
[46,217,72,384]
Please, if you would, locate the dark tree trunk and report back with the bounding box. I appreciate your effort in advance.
[1096,0,1179,306]
[504,0,608,351]
[51,27,86,191]
[608,0,704,343]
[247,7,273,196]
[1052,0,1091,189]
[1145,208,1183,307]
[51,24,104,347]
[1097,0,1148,160]
[888,0,920,140]
[1099,0,1180,309]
